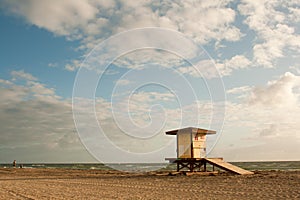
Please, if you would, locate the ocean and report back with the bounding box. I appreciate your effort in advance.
[1,161,300,172]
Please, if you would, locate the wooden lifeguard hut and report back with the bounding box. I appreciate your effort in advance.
[166,127,215,159]
[166,127,253,175]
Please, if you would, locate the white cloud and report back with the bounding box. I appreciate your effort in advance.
[227,86,252,94]
[1,70,208,161]
[11,70,38,81]
[3,0,299,76]
[209,71,300,160]
[154,0,242,44]
[177,59,220,79]
[48,63,58,68]
[0,79,13,85]
[289,65,300,75]
[288,7,300,23]
[2,0,99,38]
[258,124,279,137]
[218,55,252,76]
[92,96,180,156]
[65,59,82,71]
[2,70,299,162]
[115,79,132,86]
[3,0,241,46]
[2,0,245,73]
[239,0,300,68]
[112,49,186,70]
[177,55,252,78]
[249,72,300,106]
[0,71,94,162]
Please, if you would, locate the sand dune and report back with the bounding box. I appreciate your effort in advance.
[0,168,299,199]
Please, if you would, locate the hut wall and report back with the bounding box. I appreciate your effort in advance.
[192,133,206,158]
[177,132,192,158]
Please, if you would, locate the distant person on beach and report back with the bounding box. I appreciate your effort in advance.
[13,160,16,168]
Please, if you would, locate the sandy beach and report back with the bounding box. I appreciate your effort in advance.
[0,168,299,199]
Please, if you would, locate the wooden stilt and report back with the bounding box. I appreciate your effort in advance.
[165,158,253,175]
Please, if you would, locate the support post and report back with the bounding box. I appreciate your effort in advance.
[190,160,194,172]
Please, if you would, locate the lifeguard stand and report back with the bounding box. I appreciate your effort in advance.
[165,127,254,175]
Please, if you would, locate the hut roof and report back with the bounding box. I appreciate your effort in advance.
[165,127,216,135]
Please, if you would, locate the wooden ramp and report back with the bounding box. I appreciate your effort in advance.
[205,158,253,175]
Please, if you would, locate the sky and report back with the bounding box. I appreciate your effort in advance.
[0,0,299,164]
